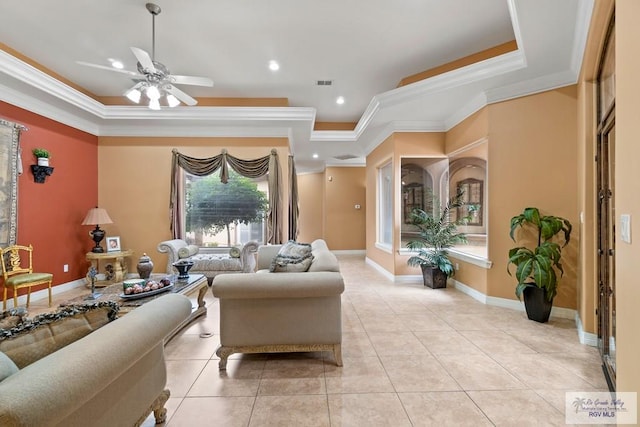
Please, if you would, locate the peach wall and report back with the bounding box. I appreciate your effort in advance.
[615,0,640,399]
[0,101,98,294]
[297,173,325,243]
[445,108,489,154]
[324,167,366,250]
[486,87,579,309]
[97,137,288,272]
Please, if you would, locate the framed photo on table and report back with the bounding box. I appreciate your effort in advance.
[106,236,121,252]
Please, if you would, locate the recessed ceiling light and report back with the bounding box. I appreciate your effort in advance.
[312,153,319,159]
[110,59,124,69]
[269,60,280,71]
[336,96,345,105]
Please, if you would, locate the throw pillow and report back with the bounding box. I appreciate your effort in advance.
[0,351,18,382]
[0,301,119,369]
[229,246,241,258]
[178,244,199,259]
[270,241,313,273]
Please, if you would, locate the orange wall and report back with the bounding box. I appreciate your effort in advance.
[97,137,289,272]
[297,172,325,243]
[324,167,366,250]
[486,86,579,309]
[0,101,98,294]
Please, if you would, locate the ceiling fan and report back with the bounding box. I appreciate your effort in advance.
[77,2,213,109]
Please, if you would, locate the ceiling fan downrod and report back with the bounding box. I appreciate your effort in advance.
[146,3,161,61]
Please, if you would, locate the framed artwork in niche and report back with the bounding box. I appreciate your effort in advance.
[0,119,22,249]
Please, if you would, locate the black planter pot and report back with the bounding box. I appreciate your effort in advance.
[421,265,447,289]
[523,286,553,323]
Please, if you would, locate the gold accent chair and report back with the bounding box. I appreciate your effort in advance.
[1,244,53,310]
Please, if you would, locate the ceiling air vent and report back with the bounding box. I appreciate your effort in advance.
[333,154,358,160]
[316,80,333,86]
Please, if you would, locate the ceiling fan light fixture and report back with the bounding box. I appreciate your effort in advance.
[125,87,142,103]
[149,98,161,110]
[146,85,161,100]
[166,94,180,108]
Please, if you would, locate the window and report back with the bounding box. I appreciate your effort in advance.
[377,161,393,247]
[184,169,268,247]
[456,178,483,226]
[448,146,488,259]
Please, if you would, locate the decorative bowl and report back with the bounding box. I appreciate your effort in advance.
[122,278,145,293]
[172,260,195,279]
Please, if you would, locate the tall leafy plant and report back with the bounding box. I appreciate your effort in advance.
[406,189,468,277]
[507,207,572,302]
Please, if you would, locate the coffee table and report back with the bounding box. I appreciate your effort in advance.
[62,273,208,341]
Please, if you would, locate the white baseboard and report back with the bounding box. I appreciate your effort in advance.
[452,279,576,320]
[575,312,598,347]
[4,279,86,309]
[333,249,366,256]
[364,257,396,282]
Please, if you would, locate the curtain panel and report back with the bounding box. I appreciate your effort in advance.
[0,119,26,248]
[288,155,299,241]
[169,148,283,244]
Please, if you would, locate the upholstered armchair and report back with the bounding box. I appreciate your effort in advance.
[157,240,258,283]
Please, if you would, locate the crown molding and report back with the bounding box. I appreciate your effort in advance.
[362,120,446,157]
[444,92,488,131]
[570,0,595,76]
[0,82,100,135]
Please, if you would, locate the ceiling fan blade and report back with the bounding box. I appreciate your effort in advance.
[130,47,156,73]
[170,75,214,87]
[76,61,140,77]
[166,85,197,106]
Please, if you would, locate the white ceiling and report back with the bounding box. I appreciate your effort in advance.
[0,0,593,172]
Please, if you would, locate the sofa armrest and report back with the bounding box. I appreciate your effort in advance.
[0,293,192,426]
[157,239,188,274]
[212,271,344,299]
[240,241,259,273]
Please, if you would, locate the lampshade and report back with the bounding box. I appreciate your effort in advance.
[81,207,113,226]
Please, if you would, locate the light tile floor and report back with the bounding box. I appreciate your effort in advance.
[28,254,608,426]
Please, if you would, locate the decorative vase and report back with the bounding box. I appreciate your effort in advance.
[37,157,49,166]
[172,260,194,279]
[137,253,154,279]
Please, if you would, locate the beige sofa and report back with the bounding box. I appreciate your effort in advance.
[0,293,191,427]
[157,239,259,283]
[211,239,344,369]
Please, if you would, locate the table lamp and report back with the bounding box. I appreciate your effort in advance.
[81,207,113,253]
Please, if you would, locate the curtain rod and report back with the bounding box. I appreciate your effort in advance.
[0,117,28,131]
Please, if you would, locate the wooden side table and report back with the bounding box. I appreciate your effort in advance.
[85,250,134,287]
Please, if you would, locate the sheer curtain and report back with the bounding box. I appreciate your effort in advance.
[169,148,285,244]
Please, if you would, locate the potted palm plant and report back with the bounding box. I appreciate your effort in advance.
[406,189,468,288]
[507,207,572,322]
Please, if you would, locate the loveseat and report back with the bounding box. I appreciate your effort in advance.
[211,239,344,369]
[0,293,191,427]
[157,239,259,283]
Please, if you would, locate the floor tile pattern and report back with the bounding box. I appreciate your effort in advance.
[30,254,607,426]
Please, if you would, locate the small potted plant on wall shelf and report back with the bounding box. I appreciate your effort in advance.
[507,207,572,323]
[32,148,51,166]
[406,189,468,288]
